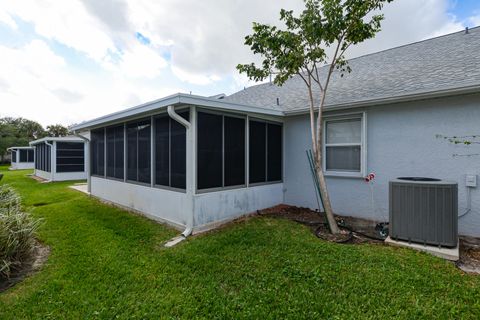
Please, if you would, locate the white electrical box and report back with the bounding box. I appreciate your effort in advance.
[466,174,477,187]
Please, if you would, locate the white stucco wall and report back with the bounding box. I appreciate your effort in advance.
[91,177,188,228]
[193,183,284,229]
[10,162,34,170]
[53,171,87,181]
[283,93,480,237]
[34,169,51,180]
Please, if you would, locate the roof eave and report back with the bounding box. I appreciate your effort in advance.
[70,93,284,131]
[284,84,480,115]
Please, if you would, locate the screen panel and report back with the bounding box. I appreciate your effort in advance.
[170,111,188,189]
[249,120,266,184]
[267,123,282,182]
[197,112,222,190]
[224,116,245,187]
[155,116,169,186]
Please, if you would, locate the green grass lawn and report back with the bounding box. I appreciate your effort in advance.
[1,165,480,319]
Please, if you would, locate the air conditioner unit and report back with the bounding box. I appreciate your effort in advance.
[389,177,458,248]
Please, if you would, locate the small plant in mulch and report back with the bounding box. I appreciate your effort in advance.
[0,184,44,288]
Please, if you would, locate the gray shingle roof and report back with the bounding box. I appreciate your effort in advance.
[224,26,480,113]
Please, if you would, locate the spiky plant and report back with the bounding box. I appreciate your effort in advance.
[0,185,41,279]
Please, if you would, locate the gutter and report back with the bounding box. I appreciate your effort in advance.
[167,105,193,238]
[72,131,91,194]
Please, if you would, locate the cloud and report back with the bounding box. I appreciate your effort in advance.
[51,88,85,103]
[0,0,479,128]
[0,9,17,29]
[171,66,221,86]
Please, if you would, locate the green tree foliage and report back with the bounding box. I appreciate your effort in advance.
[0,117,48,162]
[46,124,70,137]
[238,0,392,233]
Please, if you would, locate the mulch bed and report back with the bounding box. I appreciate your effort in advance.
[457,237,480,274]
[0,241,50,293]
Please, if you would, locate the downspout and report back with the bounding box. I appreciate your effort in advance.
[44,141,54,182]
[167,105,193,237]
[73,131,91,194]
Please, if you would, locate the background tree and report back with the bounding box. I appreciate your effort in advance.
[237,0,392,233]
[0,117,46,163]
[46,124,70,137]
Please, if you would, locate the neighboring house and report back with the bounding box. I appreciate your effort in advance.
[72,27,480,237]
[29,136,87,181]
[7,146,35,170]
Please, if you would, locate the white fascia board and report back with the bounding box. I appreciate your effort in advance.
[70,93,284,131]
[29,136,84,146]
[177,94,284,117]
[7,146,34,150]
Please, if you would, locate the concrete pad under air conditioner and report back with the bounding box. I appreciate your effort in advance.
[385,236,459,261]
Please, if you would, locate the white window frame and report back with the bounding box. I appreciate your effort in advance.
[322,111,367,178]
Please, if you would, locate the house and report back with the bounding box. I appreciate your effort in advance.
[7,146,35,170]
[29,136,87,182]
[71,27,480,237]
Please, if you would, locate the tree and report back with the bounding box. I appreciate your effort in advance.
[46,124,70,137]
[237,0,392,233]
[0,117,46,162]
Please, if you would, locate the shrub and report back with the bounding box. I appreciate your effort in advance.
[0,185,41,279]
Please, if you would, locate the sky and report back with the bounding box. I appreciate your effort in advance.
[0,0,479,127]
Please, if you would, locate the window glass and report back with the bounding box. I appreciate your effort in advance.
[267,123,282,182]
[326,119,361,144]
[197,112,222,190]
[249,120,266,184]
[12,150,17,163]
[326,146,361,171]
[224,116,245,186]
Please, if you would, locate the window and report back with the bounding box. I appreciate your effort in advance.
[197,112,246,190]
[154,111,188,189]
[106,125,124,179]
[91,129,105,176]
[56,142,85,173]
[249,120,282,184]
[127,119,151,184]
[11,150,16,163]
[324,116,364,175]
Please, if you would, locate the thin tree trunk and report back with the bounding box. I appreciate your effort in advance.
[315,150,340,234]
